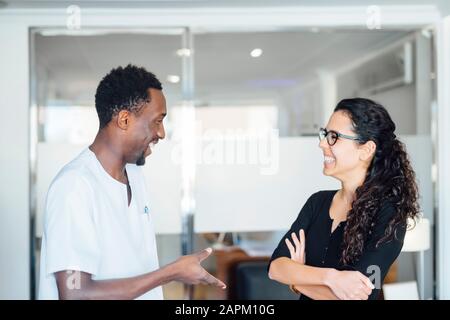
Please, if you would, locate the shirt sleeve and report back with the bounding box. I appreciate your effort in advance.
[268,192,317,272]
[350,203,406,300]
[44,170,101,277]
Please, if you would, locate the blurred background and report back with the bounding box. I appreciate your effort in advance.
[1,0,450,300]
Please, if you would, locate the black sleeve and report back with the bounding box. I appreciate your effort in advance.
[267,192,317,273]
[351,203,406,300]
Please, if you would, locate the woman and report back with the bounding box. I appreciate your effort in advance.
[268,98,419,300]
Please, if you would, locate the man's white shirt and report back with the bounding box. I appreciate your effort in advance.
[38,148,163,300]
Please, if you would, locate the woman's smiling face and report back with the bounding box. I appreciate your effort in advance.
[319,110,369,182]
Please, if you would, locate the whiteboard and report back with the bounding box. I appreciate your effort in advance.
[194,137,340,232]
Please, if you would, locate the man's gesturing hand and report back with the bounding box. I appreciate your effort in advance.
[169,248,227,289]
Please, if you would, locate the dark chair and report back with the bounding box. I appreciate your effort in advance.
[231,261,298,300]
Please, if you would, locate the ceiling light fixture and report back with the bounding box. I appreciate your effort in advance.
[167,75,180,84]
[250,48,263,58]
[176,48,191,57]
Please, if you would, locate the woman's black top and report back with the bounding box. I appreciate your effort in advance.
[268,190,406,300]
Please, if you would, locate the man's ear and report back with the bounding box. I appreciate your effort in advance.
[116,110,130,130]
[359,140,376,161]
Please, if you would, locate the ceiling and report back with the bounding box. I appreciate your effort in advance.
[2,0,448,9]
[35,29,410,105]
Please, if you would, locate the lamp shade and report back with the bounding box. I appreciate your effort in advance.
[402,217,430,252]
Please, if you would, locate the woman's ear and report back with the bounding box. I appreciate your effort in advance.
[359,140,376,161]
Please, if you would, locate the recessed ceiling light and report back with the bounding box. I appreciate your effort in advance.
[167,75,180,83]
[176,48,192,57]
[250,48,263,58]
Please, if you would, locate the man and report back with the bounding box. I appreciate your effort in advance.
[39,64,226,299]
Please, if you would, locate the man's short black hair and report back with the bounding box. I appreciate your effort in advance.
[95,64,163,129]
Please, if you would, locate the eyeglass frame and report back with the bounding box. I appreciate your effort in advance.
[319,127,361,146]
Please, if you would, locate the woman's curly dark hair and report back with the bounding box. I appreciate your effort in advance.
[335,98,420,266]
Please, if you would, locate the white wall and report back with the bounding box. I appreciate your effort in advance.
[278,79,324,136]
[436,15,450,300]
[368,85,417,134]
[415,32,432,135]
[0,24,30,299]
[337,72,417,135]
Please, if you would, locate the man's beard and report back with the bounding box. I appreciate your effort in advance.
[136,151,146,166]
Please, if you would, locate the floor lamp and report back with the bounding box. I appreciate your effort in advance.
[401,217,431,300]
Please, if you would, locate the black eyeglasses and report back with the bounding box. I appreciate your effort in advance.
[319,127,360,146]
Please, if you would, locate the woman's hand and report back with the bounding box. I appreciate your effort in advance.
[285,229,305,264]
[324,269,374,300]
[284,229,373,300]
[285,229,306,295]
